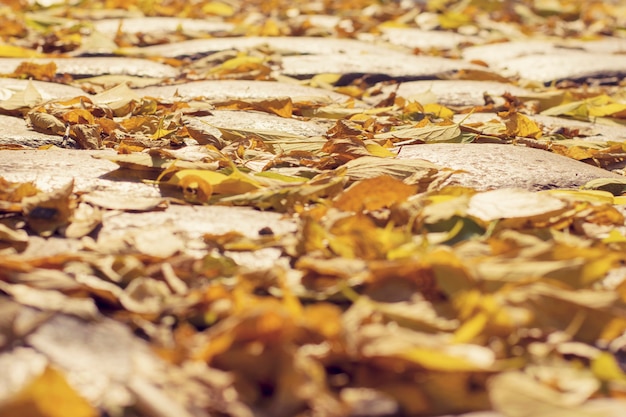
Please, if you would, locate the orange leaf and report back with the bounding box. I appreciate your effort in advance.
[333,175,417,212]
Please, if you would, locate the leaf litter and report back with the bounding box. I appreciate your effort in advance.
[2,0,626,416]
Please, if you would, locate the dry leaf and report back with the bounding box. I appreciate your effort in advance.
[333,175,417,212]
[0,366,97,417]
[22,180,74,236]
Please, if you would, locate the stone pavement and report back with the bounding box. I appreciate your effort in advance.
[2,2,626,417]
[2,21,626,242]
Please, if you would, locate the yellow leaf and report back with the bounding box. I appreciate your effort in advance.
[588,102,626,118]
[260,19,282,36]
[216,168,266,195]
[500,112,542,138]
[591,351,626,382]
[166,167,266,202]
[453,311,488,343]
[438,11,471,30]
[201,1,234,16]
[399,345,494,371]
[177,174,214,203]
[423,103,455,119]
[0,44,43,58]
[310,73,342,88]
[603,229,626,244]
[151,126,177,140]
[213,55,264,72]
[364,141,396,157]
[0,366,97,417]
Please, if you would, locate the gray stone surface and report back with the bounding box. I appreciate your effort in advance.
[280,53,483,82]
[396,143,622,190]
[393,80,532,107]
[462,38,626,66]
[192,110,330,137]
[0,148,296,243]
[381,27,481,50]
[127,36,410,58]
[92,17,234,36]
[0,115,63,147]
[0,149,159,195]
[0,57,179,79]
[462,41,626,83]
[461,40,570,66]
[500,52,626,84]
[135,79,353,103]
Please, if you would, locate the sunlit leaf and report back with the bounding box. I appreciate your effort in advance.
[500,111,542,139]
[343,156,439,183]
[0,80,43,113]
[375,122,462,145]
[333,175,417,212]
[0,366,97,417]
[0,44,43,58]
[22,180,74,236]
[467,189,567,223]
[27,112,66,136]
[399,344,494,371]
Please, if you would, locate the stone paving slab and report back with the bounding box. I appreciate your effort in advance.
[191,110,331,138]
[500,52,626,84]
[126,36,410,59]
[0,115,62,148]
[381,27,482,50]
[280,53,483,82]
[91,17,234,37]
[397,143,622,190]
[0,148,296,255]
[0,57,178,79]
[462,40,626,83]
[462,40,578,66]
[390,80,534,107]
[134,79,353,103]
[0,149,156,195]
[462,38,626,65]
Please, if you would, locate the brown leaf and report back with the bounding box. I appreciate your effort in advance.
[213,97,293,118]
[70,124,102,149]
[22,180,74,236]
[27,112,66,136]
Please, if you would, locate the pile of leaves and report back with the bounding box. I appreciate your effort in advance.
[2,0,626,417]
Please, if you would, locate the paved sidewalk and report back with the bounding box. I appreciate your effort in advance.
[2,1,626,416]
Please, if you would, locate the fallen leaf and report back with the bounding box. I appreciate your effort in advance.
[342,156,439,183]
[0,366,97,417]
[0,80,43,114]
[500,111,542,139]
[22,180,74,236]
[333,175,417,212]
[467,188,567,223]
[375,122,462,145]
